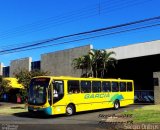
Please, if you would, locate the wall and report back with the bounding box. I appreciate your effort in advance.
[0,62,3,76]
[153,71,160,104]
[107,40,160,60]
[10,57,32,77]
[41,45,92,77]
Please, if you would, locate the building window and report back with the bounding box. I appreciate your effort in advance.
[3,66,10,77]
[31,61,40,70]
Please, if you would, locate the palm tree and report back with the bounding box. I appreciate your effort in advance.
[72,57,85,75]
[82,55,92,77]
[72,55,93,77]
[72,49,117,78]
[99,50,117,78]
[89,49,102,78]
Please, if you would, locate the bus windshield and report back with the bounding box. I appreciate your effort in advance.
[28,78,50,105]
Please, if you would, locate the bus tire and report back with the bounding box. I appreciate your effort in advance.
[114,100,120,110]
[66,104,75,116]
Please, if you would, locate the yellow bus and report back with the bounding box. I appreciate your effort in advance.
[27,76,134,115]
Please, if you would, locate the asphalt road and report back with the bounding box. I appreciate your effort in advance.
[0,105,143,130]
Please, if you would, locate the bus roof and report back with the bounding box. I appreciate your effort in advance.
[33,76,133,82]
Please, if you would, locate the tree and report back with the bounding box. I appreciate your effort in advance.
[14,69,49,89]
[14,69,49,102]
[72,55,93,77]
[0,76,10,99]
[99,50,117,78]
[72,56,85,75]
[72,49,117,78]
[89,49,102,78]
[0,76,10,91]
[81,54,92,77]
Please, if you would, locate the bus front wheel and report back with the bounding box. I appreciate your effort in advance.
[114,100,120,110]
[66,104,75,116]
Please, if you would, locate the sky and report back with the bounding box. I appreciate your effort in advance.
[0,0,160,66]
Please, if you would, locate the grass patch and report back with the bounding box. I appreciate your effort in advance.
[123,105,160,123]
[0,104,27,115]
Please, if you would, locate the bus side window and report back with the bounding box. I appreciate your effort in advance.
[102,81,111,92]
[111,82,119,92]
[81,81,91,93]
[92,81,101,93]
[68,80,80,94]
[127,82,133,91]
[120,82,126,92]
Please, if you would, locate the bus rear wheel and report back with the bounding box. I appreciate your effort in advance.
[114,100,120,110]
[66,104,75,116]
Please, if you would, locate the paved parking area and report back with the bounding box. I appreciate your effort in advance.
[0,104,144,130]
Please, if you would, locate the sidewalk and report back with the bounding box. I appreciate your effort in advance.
[0,102,27,115]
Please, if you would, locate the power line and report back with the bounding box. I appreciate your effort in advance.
[2,23,160,55]
[0,16,160,55]
[0,0,153,41]
[1,16,160,52]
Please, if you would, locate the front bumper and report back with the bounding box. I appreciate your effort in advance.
[28,106,52,115]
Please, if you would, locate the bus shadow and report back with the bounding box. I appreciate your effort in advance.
[13,112,66,119]
[13,105,139,119]
[12,107,115,119]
